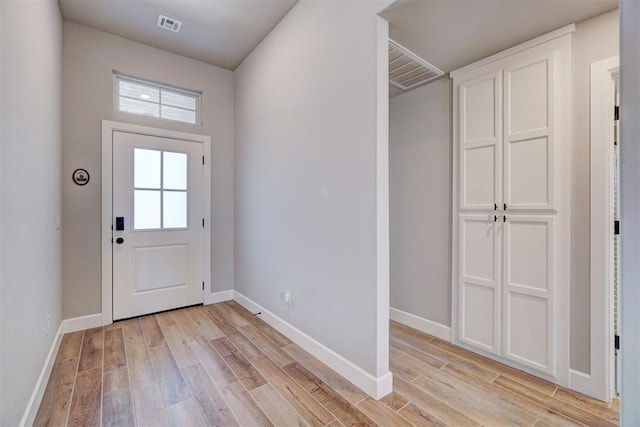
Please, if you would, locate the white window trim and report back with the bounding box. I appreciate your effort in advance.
[113,71,202,126]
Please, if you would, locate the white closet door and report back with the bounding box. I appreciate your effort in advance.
[459,72,502,210]
[504,52,555,211]
[502,216,556,375]
[459,214,501,354]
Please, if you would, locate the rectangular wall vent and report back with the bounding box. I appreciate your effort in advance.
[389,39,444,91]
[157,15,182,33]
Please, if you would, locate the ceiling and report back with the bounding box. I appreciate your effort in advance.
[58,0,298,70]
[382,0,618,95]
[58,0,617,89]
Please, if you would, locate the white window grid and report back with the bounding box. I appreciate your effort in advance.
[114,71,202,125]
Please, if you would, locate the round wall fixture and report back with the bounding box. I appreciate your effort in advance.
[72,168,90,186]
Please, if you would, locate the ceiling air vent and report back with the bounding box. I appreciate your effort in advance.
[389,39,444,91]
[157,15,182,33]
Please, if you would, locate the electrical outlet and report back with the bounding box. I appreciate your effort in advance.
[46,315,51,336]
[282,291,292,306]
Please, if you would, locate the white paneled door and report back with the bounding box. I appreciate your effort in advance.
[112,131,204,320]
[503,216,556,375]
[459,214,501,355]
[504,55,555,211]
[453,27,571,380]
[459,72,502,211]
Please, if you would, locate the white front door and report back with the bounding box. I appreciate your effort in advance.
[112,131,204,320]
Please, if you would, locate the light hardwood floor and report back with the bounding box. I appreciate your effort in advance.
[35,301,619,426]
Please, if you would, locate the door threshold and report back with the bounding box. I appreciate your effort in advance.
[113,303,204,323]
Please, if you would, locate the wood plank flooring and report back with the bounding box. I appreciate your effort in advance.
[35,302,619,426]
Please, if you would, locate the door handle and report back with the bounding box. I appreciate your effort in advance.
[116,237,124,244]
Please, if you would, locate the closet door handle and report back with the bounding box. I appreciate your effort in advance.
[494,203,498,211]
[494,215,498,222]
[503,215,507,222]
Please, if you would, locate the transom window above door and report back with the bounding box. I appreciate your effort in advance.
[133,148,188,230]
[115,72,201,125]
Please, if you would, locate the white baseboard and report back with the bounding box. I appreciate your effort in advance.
[233,291,393,399]
[390,307,451,342]
[19,323,64,427]
[62,313,103,333]
[204,289,234,305]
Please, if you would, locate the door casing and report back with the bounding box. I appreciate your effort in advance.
[101,120,211,325]
[589,56,619,402]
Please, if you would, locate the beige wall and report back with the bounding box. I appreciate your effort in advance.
[234,1,390,376]
[571,9,619,374]
[1,0,63,424]
[62,22,235,318]
[389,10,619,374]
[389,77,452,326]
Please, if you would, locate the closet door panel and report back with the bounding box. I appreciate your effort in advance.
[507,59,550,134]
[507,135,551,208]
[503,216,555,375]
[506,292,550,370]
[504,54,555,211]
[462,283,498,353]
[459,72,501,210]
[464,76,498,141]
[459,214,500,354]
[463,145,497,208]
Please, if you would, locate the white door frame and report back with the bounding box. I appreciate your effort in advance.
[101,120,211,325]
[586,56,619,402]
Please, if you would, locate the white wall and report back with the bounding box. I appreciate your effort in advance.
[620,0,640,422]
[62,22,235,318]
[234,0,390,379]
[0,1,63,424]
[388,10,618,374]
[389,78,452,326]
